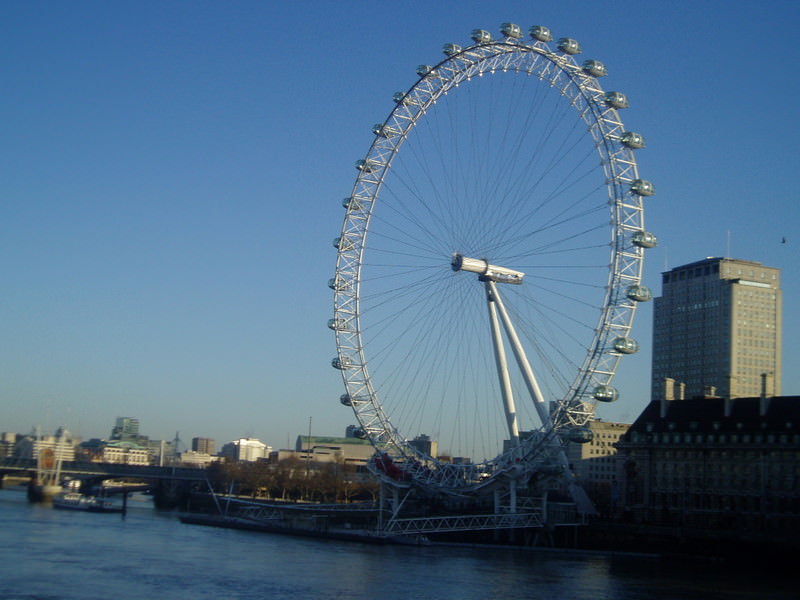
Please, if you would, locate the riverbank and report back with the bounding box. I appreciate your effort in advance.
[179,491,799,570]
[577,519,800,569]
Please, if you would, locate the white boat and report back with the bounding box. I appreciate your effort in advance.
[52,492,123,513]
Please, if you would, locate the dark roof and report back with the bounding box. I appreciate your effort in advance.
[662,256,765,274]
[621,396,800,441]
[296,435,371,446]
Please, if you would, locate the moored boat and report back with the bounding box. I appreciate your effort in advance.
[53,492,123,513]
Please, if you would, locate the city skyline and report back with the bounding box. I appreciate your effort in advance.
[1,415,346,452]
[2,2,798,448]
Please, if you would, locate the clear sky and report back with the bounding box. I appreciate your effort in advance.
[2,1,798,449]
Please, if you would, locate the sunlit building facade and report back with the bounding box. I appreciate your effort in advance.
[221,437,271,462]
[651,257,781,401]
[566,420,629,483]
[14,429,76,462]
[102,440,149,465]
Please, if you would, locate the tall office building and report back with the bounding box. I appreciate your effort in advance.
[191,437,215,455]
[651,257,781,400]
[110,417,140,442]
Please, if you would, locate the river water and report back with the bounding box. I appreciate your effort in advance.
[0,488,794,600]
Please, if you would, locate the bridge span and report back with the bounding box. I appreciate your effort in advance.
[0,457,211,482]
[0,457,210,508]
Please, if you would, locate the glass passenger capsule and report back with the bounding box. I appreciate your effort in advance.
[563,427,594,444]
[416,64,434,77]
[613,337,639,354]
[342,196,364,210]
[626,284,653,302]
[632,230,657,248]
[355,159,378,173]
[593,384,619,403]
[557,38,581,55]
[352,428,368,439]
[340,393,368,407]
[581,59,607,77]
[331,356,354,370]
[603,91,629,109]
[328,276,347,291]
[500,23,523,39]
[470,29,493,43]
[630,179,655,196]
[372,123,399,138]
[443,43,462,56]
[327,318,351,331]
[529,25,553,42]
[392,91,419,105]
[332,236,354,251]
[538,463,566,476]
[620,131,646,149]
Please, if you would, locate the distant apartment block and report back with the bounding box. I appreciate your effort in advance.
[191,437,215,456]
[408,434,438,459]
[14,428,76,462]
[652,257,781,400]
[565,420,629,484]
[0,433,19,458]
[110,417,140,441]
[102,440,149,465]
[180,450,218,467]
[221,438,271,462]
[288,435,375,467]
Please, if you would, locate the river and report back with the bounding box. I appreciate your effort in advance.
[0,488,794,600]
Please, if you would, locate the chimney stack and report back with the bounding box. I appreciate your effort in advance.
[660,377,675,418]
[760,372,772,416]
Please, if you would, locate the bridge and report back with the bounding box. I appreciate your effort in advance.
[0,457,211,482]
[0,457,211,507]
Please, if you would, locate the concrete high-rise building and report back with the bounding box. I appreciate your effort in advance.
[14,428,76,462]
[408,434,438,459]
[220,438,271,462]
[191,437,215,455]
[651,257,781,401]
[111,417,140,442]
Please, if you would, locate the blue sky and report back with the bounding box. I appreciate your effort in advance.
[2,1,798,448]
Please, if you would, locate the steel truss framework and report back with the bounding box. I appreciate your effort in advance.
[332,24,653,494]
[385,512,545,536]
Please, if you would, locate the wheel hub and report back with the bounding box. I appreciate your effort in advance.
[451,253,525,285]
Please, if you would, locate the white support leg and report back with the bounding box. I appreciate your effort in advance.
[487,280,552,431]
[486,281,520,446]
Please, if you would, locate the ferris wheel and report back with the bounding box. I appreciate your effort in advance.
[330,23,656,493]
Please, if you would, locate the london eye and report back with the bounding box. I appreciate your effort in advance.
[330,23,656,498]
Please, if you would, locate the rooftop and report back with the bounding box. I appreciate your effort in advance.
[621,396,800,441]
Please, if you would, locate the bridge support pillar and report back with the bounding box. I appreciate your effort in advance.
[510,479,517,514]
